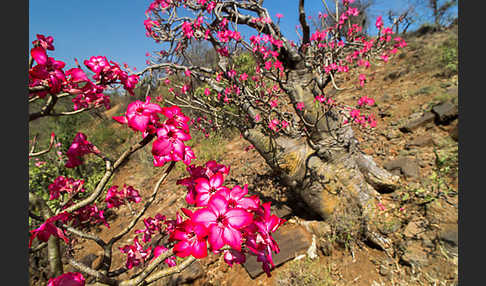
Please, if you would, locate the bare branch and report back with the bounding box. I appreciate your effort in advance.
[67,257,117,286]
[60,134,156,214]
[299,0,311,47]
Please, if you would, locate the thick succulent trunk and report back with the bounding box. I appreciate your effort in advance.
[242,67,400,252]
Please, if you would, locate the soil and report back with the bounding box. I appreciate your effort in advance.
[31,25,458,286]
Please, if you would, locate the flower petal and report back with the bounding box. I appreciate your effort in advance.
[225,208,253,229]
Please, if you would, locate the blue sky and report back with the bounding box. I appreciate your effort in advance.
[29,1,455,72]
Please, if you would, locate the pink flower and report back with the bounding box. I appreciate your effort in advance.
[254,114,261,122]
[268,119,279,132]
[358,74,366,87]
[47,272,85,286]
[375,16,383,30]
[219,185,260,210]
[239,73,248,81]
[84,56,110,75]
[152,245,177,267]
[135,215,165,243]
[65,133,99,168]
[119,237,152,269]
[48,176,85,201]
[224,249,246,266]
[276,13,283,19]
[29,212,71,247]
[33,34,54,51]
[204,88,211,96]
[296,102,305,111]
[31,46,48,65]
[152,123,191,158]
[170,218,209,259]
[182,21,194,38]
[184,69,191,77]
[113,97,163,133]
[192,194,253,251]
[194,172,229,207]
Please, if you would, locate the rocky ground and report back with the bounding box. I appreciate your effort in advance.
[30,24,458,286]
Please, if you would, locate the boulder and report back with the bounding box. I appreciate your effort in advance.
[405,135,435,149]
[242,224,313,278]
[432,101,458,124]
[400,241,430,268]
[399,112,435,133]
[383,157,420,178]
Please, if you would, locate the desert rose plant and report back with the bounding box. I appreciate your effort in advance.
[29,0,407,285]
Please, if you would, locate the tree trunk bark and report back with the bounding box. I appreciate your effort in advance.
[242,67,400,252]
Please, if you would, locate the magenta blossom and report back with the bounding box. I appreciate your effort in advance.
[119,237,152,269]
[194,172,229,207]
[29,212,71,248]
[33,34,55,51]
[65,132,99,168]
[113,96,163,133]
[47,272,85,286]
[170,218,209,259]
[192,194,253,251]
[219,184,260,210]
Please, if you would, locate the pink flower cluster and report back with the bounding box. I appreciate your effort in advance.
[65,132,100,168]
[113,100,195,167]
[105,185,142,209]
[344,108,377,128]
[70,204,109,228]
[172,161,286,276]
[48,176,85,200]
[84,56,139,96]
[29,34,139,110]
[357,96,375,107]
[120,214,176,269]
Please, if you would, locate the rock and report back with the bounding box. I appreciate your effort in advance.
[381,129,401,140]
[431,101,458,124]
[80,253,98,268]
[242,224,313,278]
[445,86,458,97]
[379,264,391,277]
[167,261,204,285]
[437,223,459,257]
[385,69,407,81]
[399,112,435,133]
[301,220,332,238]
[426,199,457,225]
[400,242,429,268]
[378,217,402,235]
[405,135,435,149]
[403,219,426,239]
[270,203,293,219]
[383,157,420,178]
[438,223,458,247]
[449,121,458,141]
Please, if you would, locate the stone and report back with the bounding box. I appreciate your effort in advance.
[449,121,458,141]
[405,135,435,149]
[379,264,391,277]
[403,219,426,239]
[400,242,429,268]
[431,101,458,124]
[438,223,458,247]
[167,261,204,285]
[270,203,293,219]
[426,199,457,225]
[383,157,420,178]
[242,224,313,279]
[80,253,98,269]
[399,112,436,133]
